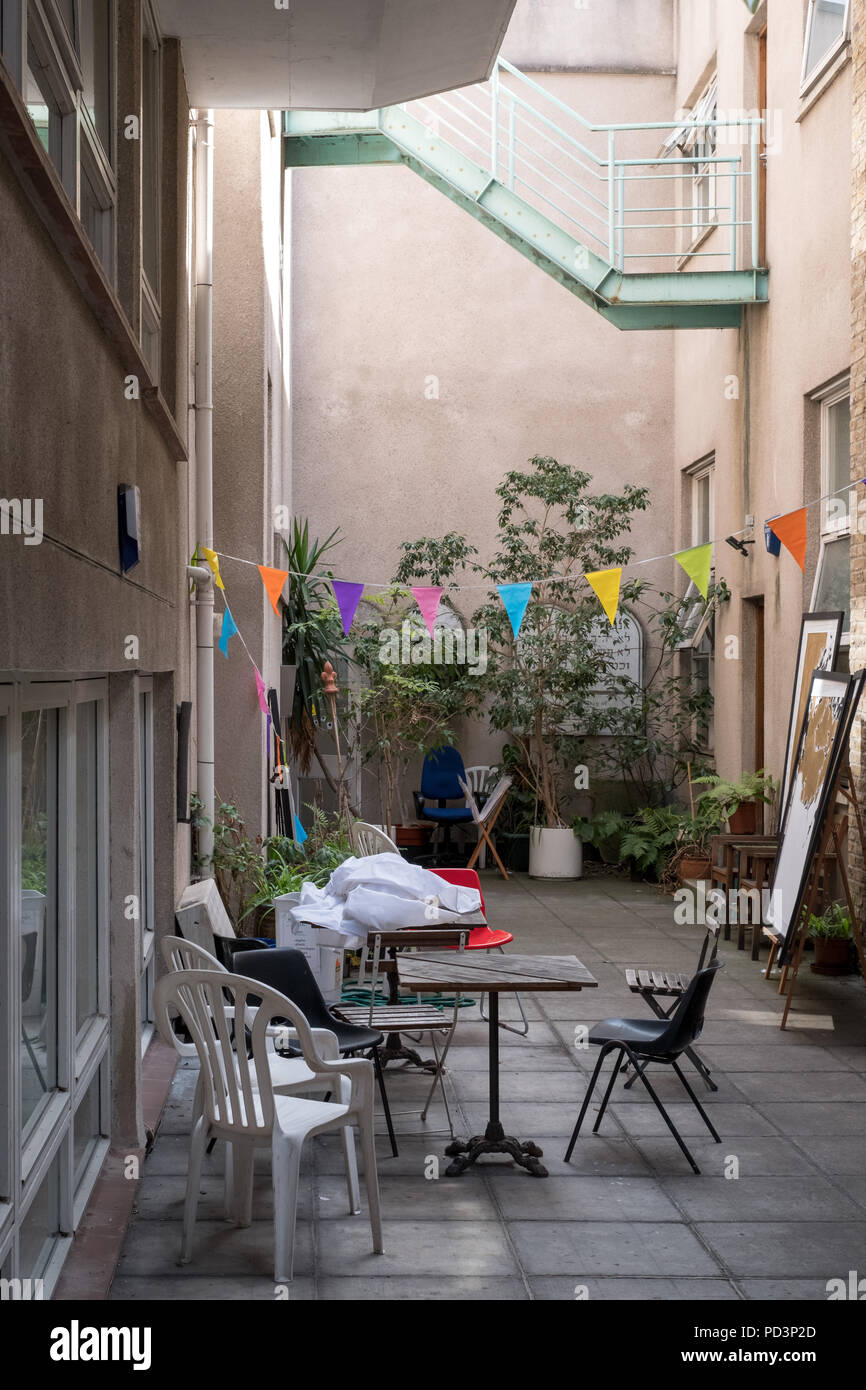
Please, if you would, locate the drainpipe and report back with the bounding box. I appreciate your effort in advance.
[193,109,215,869]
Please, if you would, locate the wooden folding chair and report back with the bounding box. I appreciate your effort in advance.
[459,773,512,879]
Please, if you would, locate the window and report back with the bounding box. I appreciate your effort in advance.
[140,1,161,379]
[801,1,850,92]
[0,680,108,1295]
[683,458,716,751]
[680,77,718,246]
[812,377,851,638]
[20,705,61,1138]
[14,2,116,276]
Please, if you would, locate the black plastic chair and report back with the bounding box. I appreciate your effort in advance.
[564,961,723,1174]
[232,947,398,1158]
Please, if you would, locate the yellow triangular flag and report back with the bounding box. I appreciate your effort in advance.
[674,543,712,600]
[586,567,621,626]
[200,547,225,591]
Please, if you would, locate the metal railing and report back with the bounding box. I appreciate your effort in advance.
[401,57,764,274]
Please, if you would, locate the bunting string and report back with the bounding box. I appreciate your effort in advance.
[200,475,865,658]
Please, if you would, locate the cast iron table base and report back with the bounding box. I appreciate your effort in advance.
[443,992,548,1176]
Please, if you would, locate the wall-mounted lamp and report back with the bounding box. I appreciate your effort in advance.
[725,536,754,557]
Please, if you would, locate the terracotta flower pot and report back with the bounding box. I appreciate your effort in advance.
[728,803,759,835]
[678,854,711,883]
[810,937,852,976]
[393,825,430,847]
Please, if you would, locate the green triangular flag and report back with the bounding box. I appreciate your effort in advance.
[674,543,712,600]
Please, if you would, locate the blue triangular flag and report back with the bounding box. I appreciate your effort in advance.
[294,815,307,845]
[497,582,533,639]
[218,605,239,658]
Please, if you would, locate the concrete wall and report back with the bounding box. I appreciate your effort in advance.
[502,0,674,72]
[0,26,193,1147]
[211,110,289,840]
[289,4,679,822]
[672,0,852,789]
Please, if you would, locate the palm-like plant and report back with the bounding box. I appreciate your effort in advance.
[281,520,348,775]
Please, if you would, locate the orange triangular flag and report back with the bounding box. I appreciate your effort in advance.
[258,565,288,615]
[767,509,807,571]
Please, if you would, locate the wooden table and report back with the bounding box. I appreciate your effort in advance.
[396,952,597,1177]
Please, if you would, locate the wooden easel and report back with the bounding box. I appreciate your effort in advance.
[764,765,866,1028]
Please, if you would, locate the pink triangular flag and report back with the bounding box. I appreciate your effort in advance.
[332,580,365,635]
[254,666,269,715]
[411,585,443,637]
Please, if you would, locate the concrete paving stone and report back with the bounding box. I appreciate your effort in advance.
[491,1175,682,1222]
[697,1044,849,1072]
[317,1218,518,1277]
[758,1102,866,1136]
[444,1045,578,1072]
[793,1135,866,1175]
[316,1275,529,1299]
[729,1071,866,1103]
[826,1045,866,1070]
[697,1222,866,1278]
[314,1133,457,1178]
[460,1102,597,1137]
[130,1173,307,1223]
[452,1068,581,1102]
[530,1276,740,1301]
[606,1102,778,1138]
[738,1278,847,1301]
[109,1275,314,1300]
[114,1218,314,1278]
[660,1175,863,1222]
[635,1134,821,1179]
[509,1220,721,1277]
[317,1172,500,1220]
[448,1020,558,1046]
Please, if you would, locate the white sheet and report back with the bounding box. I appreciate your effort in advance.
[288,853,482,941]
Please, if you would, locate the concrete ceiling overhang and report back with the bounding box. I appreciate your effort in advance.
[158,0,517,110]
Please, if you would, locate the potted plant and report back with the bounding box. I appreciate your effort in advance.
[693,770,776,835]
[807,902,853,976]
[394,458,651,878]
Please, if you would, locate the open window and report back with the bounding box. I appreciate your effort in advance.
[801,0,850,95]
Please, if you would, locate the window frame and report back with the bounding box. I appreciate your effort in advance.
[680,76,719,250]
[800,0,850,97]
[682,456,716,753]
[0,677,109,1296]
[12,0,117,277]
[810,374,852,643]
[140,0,162,379]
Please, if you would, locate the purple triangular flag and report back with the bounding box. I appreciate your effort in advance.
[332,580,364,635]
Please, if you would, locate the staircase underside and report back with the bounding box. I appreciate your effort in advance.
[284,110,768,332]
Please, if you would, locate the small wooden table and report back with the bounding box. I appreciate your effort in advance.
[396,952,597,1177]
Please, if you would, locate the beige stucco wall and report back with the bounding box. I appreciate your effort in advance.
[672,0,852,789]
[290,56,680,819]
[211,110,289,839]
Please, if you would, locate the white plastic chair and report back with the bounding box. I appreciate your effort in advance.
[154,968,383,1282]
[350,821,401,856]
[160,935,362,1213]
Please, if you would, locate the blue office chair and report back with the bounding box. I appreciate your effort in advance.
[414,746,474,866]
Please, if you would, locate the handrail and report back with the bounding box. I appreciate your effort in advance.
[397,53,764,273]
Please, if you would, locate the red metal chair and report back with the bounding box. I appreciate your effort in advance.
[431,868,528,1035]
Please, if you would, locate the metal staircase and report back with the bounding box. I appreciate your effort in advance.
[284,58,768,331]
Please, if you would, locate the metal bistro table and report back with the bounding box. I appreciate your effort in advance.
[397,952,597,1177]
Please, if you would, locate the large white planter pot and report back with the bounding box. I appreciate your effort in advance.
[529,827,582,879]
